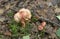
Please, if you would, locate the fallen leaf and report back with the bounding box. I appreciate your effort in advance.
[56,28,60,38]
[0,9,4,15]
[55,8,60,13]
[56,15,60,20]
[23,35,30,39]
[4,31,11,36]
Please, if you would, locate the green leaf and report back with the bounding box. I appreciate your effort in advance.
[56,15,60,20]
[23,35,30,39]
[56,28,60,38]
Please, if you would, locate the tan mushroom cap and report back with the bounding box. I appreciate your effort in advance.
[14,8,32,22]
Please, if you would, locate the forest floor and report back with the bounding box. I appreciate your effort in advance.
[0,0,60,39]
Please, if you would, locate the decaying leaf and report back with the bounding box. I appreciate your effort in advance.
[4,31,11,36]
[55,8,60,13]
[56,15,60,20]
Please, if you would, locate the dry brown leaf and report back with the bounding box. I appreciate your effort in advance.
[4,31,11,36]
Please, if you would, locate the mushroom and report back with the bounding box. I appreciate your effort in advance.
[14,8,32,27]
[38,21,46,30]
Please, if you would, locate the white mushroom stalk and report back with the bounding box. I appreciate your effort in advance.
[14,8,32,27]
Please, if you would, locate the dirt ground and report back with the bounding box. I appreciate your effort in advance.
[0,0,60,39]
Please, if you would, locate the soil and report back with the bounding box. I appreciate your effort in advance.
[0,0,60,39]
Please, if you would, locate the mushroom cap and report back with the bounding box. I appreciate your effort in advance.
[14,13,21,22]
[38,25,43,30]
[14,8,32,22]
[19,8,32,20]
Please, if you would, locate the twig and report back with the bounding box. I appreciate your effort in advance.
[38,17,60,27]
[32,11,60,27]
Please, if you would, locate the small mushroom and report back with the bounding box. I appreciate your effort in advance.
[38,21,46,30]
[38,25,43,30]
[14,8,32,27]
[41,21,46,27]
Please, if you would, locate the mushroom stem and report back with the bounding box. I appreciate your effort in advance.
[21,19,25,28]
